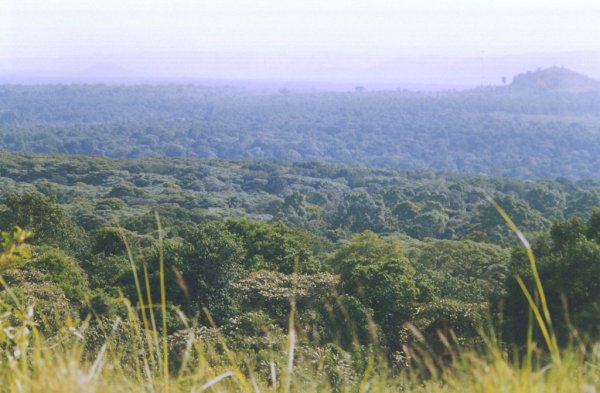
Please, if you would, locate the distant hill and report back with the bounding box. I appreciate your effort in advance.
[4,51,600,89]
[510,67,600,92]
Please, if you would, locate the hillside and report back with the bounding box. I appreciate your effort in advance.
[510,67,600,92]
[2,83,600,179]
[3,151,600,391]
[2,84,600,391]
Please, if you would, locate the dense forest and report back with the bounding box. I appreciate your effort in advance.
[2,151,600,368]
[3,151,600,245]
[2,77,600,179]
[3,76,600,390]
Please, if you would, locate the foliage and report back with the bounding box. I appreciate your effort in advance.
[24,246,89,304]
[328,232,424,347]
[0,192,86,254]
[233,270,338,326]
[3,83,600,391]
[4,151,600,246]
[3,85,600,179]
[1,149,600,389]
[412,299,486,351]
[0,226,31,271]
[234,270,338,305]
[155,222,246,322]
[225,219,320,273]
[504,209,600,344]
[408,239,510,302]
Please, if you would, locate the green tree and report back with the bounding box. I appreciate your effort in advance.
[333,191,388,233]
[157,222,246,322]
[409,239,510,302]
[0,192,86,254]
[91,227,127,255]
[233,270,338,321]
[0,227,31,271]
[25,246,89,304]
[225,218,319,273]
[328,231,425,347]
[2,245,90,326]
[504,210,600,343]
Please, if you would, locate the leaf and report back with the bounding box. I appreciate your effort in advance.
[0,226,32,271]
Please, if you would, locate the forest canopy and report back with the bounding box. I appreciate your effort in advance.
[2,78,600,389]
[2,151,600,359]
[2,84,600,179]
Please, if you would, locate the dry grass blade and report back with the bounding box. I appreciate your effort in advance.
[196,370,234,392]
[483,192,560,363]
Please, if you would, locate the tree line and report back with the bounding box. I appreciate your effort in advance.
[2,85,600,179]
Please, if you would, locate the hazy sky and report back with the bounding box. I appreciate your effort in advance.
[2,0,600,85]
[3,0,600,58]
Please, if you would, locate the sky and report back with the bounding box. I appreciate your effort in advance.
[2,0,600,86]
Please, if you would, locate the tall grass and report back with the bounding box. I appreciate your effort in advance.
[485,195,560,362]
[0,206,599,392]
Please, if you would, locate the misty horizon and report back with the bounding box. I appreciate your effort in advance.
[3,1,600,90]
[3,50,600,92]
